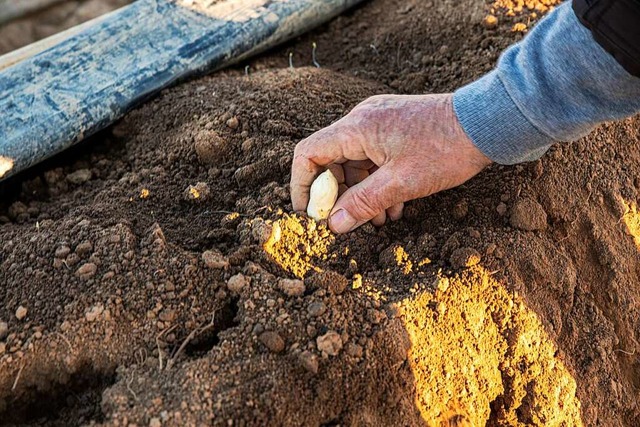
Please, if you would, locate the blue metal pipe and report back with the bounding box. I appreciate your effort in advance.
[0,0,365,181]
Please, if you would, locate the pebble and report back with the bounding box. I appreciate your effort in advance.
[85,304,104,322]
[496,202,508,216]
[278,279,305,297]
[76,262,97,279]
[366,309,387,325]
[194,130,226,164]
[259,331,285,353]
[483,14,498,29]
[227,274,248,293]
[15,306,28,320]
[452,199,469,220]
[251,219,276,244]
[226,116,240,130]
[307,301,327,317]
[345,343,363,358]
[75,241,93,256]
[433,277,450,292]
[66,169,92,184]
[54,246,71,259]
[0,321,8,340]
[298,350,319,374]
[202,250,229,269]
[184,182,211,202]
[510,198,548,231]
[158,309,177,322]
[450,247,481,269]
[316,331,343,357]
[149,418,161,427]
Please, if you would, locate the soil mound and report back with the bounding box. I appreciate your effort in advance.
[1,0,638,425]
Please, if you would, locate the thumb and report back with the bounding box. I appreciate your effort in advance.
[329,166,404,234]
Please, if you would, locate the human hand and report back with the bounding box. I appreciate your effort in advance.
[290,93,492,234]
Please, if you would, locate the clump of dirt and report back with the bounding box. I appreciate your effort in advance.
[262,214,334,279]
[1,0,639,425]
[399,268,582,426]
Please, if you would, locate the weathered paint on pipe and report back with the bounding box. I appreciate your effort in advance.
[0,0,365,180]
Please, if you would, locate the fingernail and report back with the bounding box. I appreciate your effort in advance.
[329,209,358,234]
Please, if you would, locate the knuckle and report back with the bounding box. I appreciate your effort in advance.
[349,188,384,219]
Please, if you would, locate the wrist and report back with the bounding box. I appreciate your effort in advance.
[453,71,554,165]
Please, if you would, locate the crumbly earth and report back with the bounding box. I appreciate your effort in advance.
[1,0,639,426]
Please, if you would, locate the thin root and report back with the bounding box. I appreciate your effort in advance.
[12,364,25,392]
[166,312,216,371]
[156,324,178,371]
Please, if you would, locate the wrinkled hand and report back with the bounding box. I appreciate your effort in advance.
[290,93,492,233]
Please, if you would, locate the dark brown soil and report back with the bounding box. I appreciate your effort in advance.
[1,0,639,426]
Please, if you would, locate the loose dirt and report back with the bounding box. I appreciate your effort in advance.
[1,0,639,426]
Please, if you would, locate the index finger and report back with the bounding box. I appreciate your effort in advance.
[290,123,368,212]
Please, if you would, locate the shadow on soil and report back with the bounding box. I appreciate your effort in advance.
[0,363,116,427]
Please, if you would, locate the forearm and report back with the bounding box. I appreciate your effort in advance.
[453,1,640,165]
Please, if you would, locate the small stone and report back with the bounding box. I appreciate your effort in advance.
[54,246,71,259]
[278,279,305,297]
[227,274,248,293]
[316,331,343,357]
[66,169,92,184]
[75,241,93,256]
[433,277,450,292]
[450,247,481,269]
[367,309,387,325]
[241,138,256,153]
[496,202,508,216]
[251,219,276,245]
[85,304,104,322]
[184,182,211,202]
[345,343,363,358]
[0,342,5,355]
[307,301,327,317]
[510,198,548,231]
[298,350,319,374]
[149,417,161,427]
[194,130,227,164]
[452,199,469,220]
[76,262,97,279]
[0,322,8,340]
[226,116,240,130]
[158,309,177,323]
[259,331,285,353]
[202,250,229,269]
[483,14,498,29]
[15,306,28,320]
[305,270,348,295]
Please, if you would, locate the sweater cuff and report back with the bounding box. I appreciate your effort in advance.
[453,71,554,165]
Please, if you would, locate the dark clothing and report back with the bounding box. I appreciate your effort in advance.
[573,0,640,77]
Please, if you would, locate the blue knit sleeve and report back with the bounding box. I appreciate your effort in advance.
[453,1,640,165]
